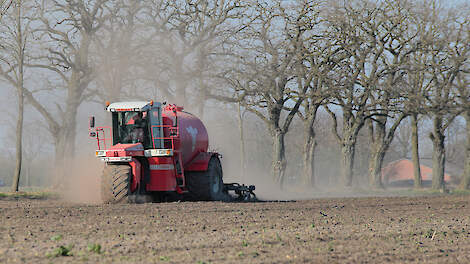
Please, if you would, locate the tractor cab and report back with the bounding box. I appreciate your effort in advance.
[108,101,163,149]
[89,101,166,151]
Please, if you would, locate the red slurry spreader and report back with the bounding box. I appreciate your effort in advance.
[89,101,255,203]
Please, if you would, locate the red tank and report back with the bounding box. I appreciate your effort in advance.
[161,105,209,167]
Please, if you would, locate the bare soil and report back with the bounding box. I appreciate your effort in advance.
[0,194,469,263]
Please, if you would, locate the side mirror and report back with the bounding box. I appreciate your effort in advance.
[89,116,95,129]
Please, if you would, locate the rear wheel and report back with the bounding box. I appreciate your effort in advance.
[101,164,131,204]
[187,156,228,201]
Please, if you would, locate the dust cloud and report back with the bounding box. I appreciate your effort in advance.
[199,106,406,201]
[59,156,103,204]
[201,107,363,201]
[59,102,381,205]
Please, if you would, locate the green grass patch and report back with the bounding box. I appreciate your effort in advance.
[50,234,63,241]
[159,256,170,261]
[87,243,102,254]
[46,245,74,258]
[0,191,59,200]
[449,189,470,195]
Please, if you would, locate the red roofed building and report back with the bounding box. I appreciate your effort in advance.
[382,159,451,185]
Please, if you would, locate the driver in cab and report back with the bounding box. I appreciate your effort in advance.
[125,112,147,144]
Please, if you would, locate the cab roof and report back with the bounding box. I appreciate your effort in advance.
[106,101,160,112]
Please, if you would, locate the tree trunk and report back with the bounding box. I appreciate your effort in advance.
[197,89,205,119]
[302,111,317,187]
[337,113,364,188]
[431,116,445,190]
[52,71,80,186]
[55,104,78,184]
[56,31,89,169]
[368,121,385,189]
[411,114,422,189]
[11,1,23,192]
[174,55,187,106]
[196,49,206,118]
[12,95,23,192]
[368,148,385,188]
[271,128,286,188]
[63,104,78,156]
[26,161,30,187]
[341,141,355,187]
[459,111,470,190]
[368,140,384,189]
[52,129,66,186]
[302,131,316,188]
[237,103,246,182]
[12,77,24,192]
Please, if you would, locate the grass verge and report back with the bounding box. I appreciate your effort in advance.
[0,190,59,200]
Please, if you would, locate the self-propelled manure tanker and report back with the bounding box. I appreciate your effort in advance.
[89,101,255,203]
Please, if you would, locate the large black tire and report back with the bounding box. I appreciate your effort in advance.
[101,164,131,204]
[186,156,228,201]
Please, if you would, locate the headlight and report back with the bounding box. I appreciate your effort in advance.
[95,150,106,157]
[158,149,172,156]
[144,149,173,157]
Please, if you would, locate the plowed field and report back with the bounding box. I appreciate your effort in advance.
[1,194,469,263]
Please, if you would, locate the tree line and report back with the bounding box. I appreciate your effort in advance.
[0,0,469,192]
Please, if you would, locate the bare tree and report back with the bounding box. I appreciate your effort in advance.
[366,0,418,188]
[423,4,467,190]
[403,1,445,189]
[25,0,109,184]
[0,0,32,191]
[405,65,427,189]
[324,0,387,187]
[217,1,314,186]
[293,1,336,187]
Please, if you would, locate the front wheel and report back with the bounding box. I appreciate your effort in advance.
[101,164,131,204]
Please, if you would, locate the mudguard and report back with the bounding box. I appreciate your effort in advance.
[129,158,142,192]
[185,152,219,172]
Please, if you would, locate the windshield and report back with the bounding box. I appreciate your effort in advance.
[112,111,150,147]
